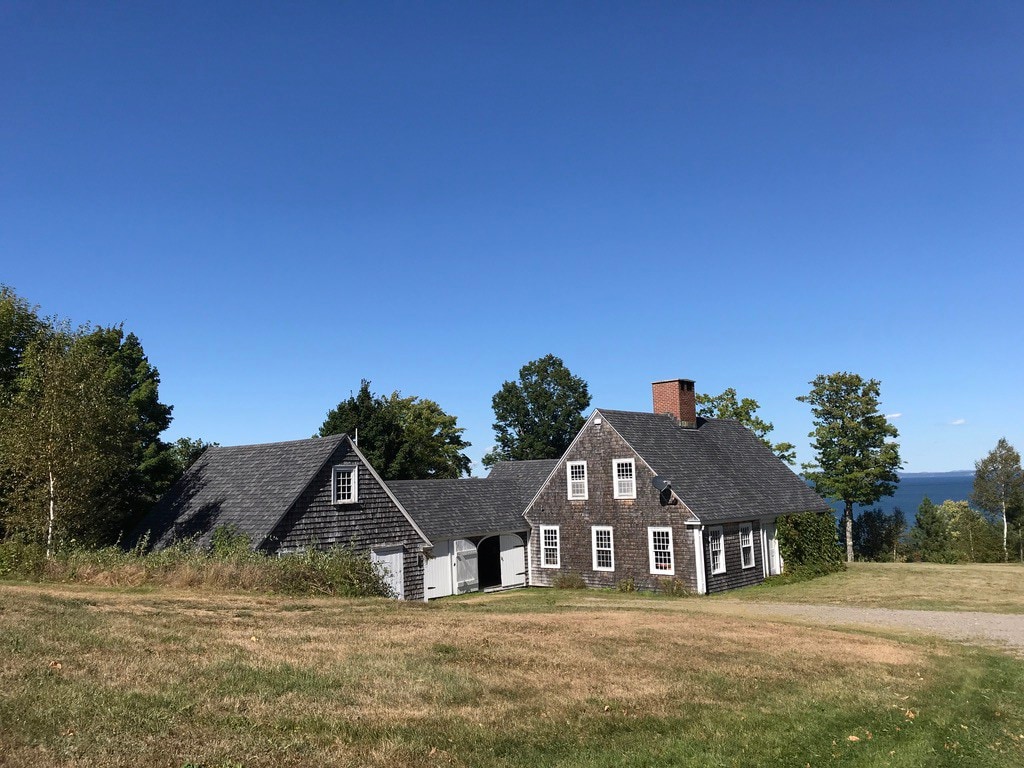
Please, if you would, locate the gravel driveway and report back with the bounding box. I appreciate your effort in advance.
[729,602,1024,656]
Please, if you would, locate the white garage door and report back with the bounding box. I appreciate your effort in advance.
[371,546,405,600]
[499,534,526,587]
[424,539,453,599]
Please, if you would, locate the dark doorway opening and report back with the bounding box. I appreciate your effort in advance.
[477,536,501,589]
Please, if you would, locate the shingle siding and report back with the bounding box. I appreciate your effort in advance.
[268,443,426,601]
[704,520,763,594]
[525,420,698,592]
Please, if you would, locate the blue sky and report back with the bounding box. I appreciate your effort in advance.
[2,1,1022,474]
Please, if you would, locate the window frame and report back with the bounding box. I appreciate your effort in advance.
[708,526,725,575]
[540,525,561,569]
[739,523,755,569]
[647,526,675,575]
[331,465,359,504]
[566,460,589,500]
[591,526,615,572]
[612,458,637,499]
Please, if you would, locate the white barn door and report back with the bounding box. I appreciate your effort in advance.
[452,539,479,594]
[371,546,405,600]
[499,534,526,587]
[424,540,453,600]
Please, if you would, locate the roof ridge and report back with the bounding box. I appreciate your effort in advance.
[210,434,348,451]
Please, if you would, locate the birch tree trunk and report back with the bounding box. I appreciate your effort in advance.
[47,467,55,559]
[845,501,854,563]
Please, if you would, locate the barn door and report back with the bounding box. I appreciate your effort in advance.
[452,539,478,594]
[499,534,526,587]
[424,540,453,599]
[371,546,405,600]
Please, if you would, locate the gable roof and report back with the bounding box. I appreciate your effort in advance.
[388,459,557,541]
[137,434,350,549]
[598,410,831,523]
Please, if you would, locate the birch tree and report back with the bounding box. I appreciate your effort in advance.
[972,438,1024,562]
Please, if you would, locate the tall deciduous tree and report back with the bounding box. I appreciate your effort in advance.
[0,285,43,400]
[972,438,1024,562]
[798,372,902,563]
[697,387,797,464]
[939,499,1001,563]
[319,380,471,479]
[482,355,590,467]
[0,330,137,553]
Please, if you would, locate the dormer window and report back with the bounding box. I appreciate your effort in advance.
[567,461,588,500]
[332,465,358,504]
[612,458,636,499]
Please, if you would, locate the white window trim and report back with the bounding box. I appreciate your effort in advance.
[647,526,674,576]
[540,525,561,569]
[708,526,726,575]
[612,458,637,499]
[566,460,589,500]
[591,526,614,572]
[331,465,359,504]
[739,523,755,570]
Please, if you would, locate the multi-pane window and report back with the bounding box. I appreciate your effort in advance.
[612,458,636,499]
[332,466,358,504]
[648,527,674,575]
[592,526,614,571]
[540,526,560,568]
[567,461,588,500]
[739,523,755,569]
[708,527,725,574]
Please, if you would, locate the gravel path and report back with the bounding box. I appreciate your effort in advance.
[731,602,1024,655]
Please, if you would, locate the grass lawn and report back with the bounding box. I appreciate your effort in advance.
[2,581,1024,767]
[727,562,1024,613]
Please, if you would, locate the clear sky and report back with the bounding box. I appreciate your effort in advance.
[3,1,1022,474]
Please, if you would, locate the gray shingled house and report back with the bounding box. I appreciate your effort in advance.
[523,379,831,594]
[137,433,555,601]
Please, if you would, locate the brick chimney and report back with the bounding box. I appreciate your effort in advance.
[652,379,697,428]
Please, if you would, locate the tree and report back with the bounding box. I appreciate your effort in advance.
[0,330,137,553]
[972,438,1024,562]
[483,355,590,466]
[853,507,906,562]
[0,285,43,400]
[319,380,471,479]
[697,387,797,464]
[167,437,218,479]
[797,372,902,563]
[939,499,1001,563]
[910,497,955,563]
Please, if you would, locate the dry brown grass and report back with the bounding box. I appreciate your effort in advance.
[2,583,1023,767]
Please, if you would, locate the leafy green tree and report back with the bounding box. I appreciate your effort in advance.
[697,387,797,464]
[483,355,590,466]
[853,507,906,562]
[0,330,137,553]
[0,286,44,400]
[319,380,471,479]
[910,497,955,563]
[167,437,218,480]
[972,438,1024,562]
[798,372,902,563]
[939,499,1001,563]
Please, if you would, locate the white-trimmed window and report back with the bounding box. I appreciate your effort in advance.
[567,461,588,500]
[591,526,614,571]
[648,527,674,575]
[612,458,636,499]
[540,525,560,568]
[739,523,755,569]
[332,465,358,504]
[708,526,725,574]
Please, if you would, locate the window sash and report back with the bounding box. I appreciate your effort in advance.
[540,526,560,568]
[332,466,358,504]
[739,524,755,569]
[592,526,614,571]
[648,527,674,575]
[613,459,636,499]
[708,527,725,574]
[567,461,588,500]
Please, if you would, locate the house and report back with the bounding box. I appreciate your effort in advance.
[139,377,829,600]
[136,433,554,601]
[136,433,431,599]
[523,379,831,594]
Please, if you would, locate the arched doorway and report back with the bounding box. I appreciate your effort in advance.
[477,533,527,591]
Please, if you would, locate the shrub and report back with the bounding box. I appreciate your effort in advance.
[654,577,693,597]
[776,511,844,580]
[552,572,587,589]
[616,577,636,593]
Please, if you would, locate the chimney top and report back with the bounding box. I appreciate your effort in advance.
[652,379,697,428]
